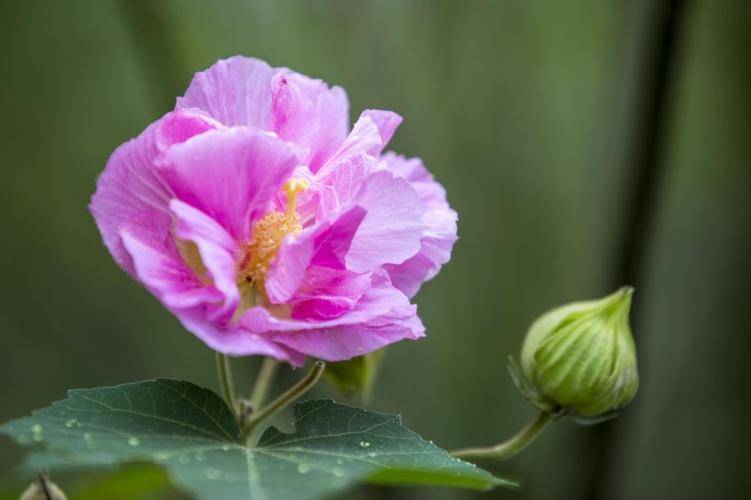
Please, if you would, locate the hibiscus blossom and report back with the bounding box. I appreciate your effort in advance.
[90,56,457,365]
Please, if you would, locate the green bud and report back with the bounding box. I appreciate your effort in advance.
[519,287,639,417]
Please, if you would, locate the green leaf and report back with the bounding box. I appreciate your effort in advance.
[0,379,515,499]
[323,350,385,399]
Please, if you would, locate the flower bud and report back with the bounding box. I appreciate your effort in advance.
[519,287,639,417]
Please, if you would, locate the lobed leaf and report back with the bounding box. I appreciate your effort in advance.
[0,379,515,499]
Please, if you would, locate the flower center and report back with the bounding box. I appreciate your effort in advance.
[236,178,308,311]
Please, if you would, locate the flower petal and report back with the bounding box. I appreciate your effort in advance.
[289,267,372,321]
[317,112,387,179]
[271,316,424,362]
[264,205,366,304]
[243,274,409,331]
[380,153,458,297]
[119,210,223,310]
[170,199,240,318]
[158,127,301,241]
[243,275,424,361]
[177,56,275,129]
[362,109,402,153]
[90,109,219,276]
[345,169,424,273]
[270,69,349,172]
[175,308,300,363]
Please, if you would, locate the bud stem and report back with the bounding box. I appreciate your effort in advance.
[451,411,551,461]
[243,361,325,442]
[215,352,239,417]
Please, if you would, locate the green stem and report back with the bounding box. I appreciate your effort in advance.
[250,357,279,409]
[450,411,551,461]
[215,352,239,416]
[243,361,325,441]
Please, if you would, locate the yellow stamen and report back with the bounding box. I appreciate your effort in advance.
[235,178,308,311]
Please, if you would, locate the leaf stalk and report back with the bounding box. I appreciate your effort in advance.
[243,361,325,441]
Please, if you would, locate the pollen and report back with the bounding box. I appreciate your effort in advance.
[236,178,308,305]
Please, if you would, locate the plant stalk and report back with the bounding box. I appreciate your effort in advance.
[215,352,239,416]
[243,361,325,441]
[450,411,551,461]
[250,357,279,409]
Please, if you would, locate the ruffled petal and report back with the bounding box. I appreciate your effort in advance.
[242,275,424,361]
[119,210,223,310]
[177,56,275,129]
[264,205,366,304]
[345,170,424,273]
[177,56,350,173]
[270,69,349,172]
[158,127,301,241]
[361,109,402,153]
[243,274,410,331]
[174,308,299,362]
[90,109,219,276]
[170,199,240,318]
[289,267,372,321]
[380,153,458,297]
[316,111,389,181]
[271,316,424,362]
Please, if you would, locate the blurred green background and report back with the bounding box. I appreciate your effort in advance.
[1,1,749,499]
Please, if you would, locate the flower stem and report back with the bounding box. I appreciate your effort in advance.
[250,357,279,409]
[215,352,239,416]
[243,361,325,441]
[450,411,551,461]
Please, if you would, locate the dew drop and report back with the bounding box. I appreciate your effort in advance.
[359,441,371,448]
[367,451,376,458]
[65,419,78,428]
[336,458,344,465]
[297,464,310,474]
[178,455,190,464]
[221,444,231,451]
[127,436,140,446]
[333,468,344,478]
[155,452,169,461]
[205,468,221,480]
[83,432,93,442]
[195,451,206,461]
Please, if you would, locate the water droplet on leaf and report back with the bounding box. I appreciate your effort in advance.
[297,464,310,474]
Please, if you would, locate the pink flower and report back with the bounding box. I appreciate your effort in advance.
[90,56,457,365]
